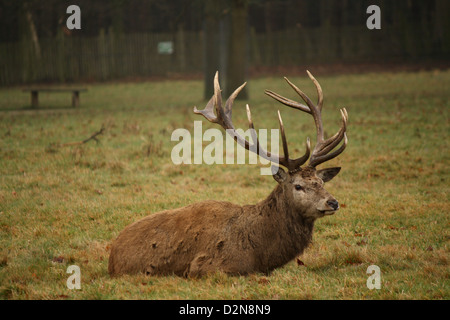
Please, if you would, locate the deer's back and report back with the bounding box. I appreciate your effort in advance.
[108,200,254,276]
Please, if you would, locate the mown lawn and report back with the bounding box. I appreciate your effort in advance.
[0,69,448,299]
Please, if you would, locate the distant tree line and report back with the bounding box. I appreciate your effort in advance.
[0,0,448,87]
[1,0,448,41]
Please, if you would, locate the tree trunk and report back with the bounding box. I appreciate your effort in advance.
[225,0,248,99]
[24,4,41,61]
[203,1,222,99]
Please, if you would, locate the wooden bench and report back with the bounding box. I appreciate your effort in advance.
[23,88,88,108]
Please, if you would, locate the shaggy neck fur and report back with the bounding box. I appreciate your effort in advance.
[249,184,315,273]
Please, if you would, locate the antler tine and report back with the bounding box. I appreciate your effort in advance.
[277,110,290,162]
[294,137,312,168]
[193,93,218,123]
[245,104,262,157]
[245,104,293,166]
[265,90,311,114]
[309,133,348,168]
[194,73,220,123]
[213,72,223,119]
[224,80,247,124]
[306,70,323,112]
[283,77,324,144]
[276,110,311,170]
[315,108,348,156]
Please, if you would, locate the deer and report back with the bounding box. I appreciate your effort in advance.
[108,71,348,277]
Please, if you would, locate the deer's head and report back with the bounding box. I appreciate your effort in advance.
[273,166,341,219]
[265,72,348,219]
[194,71,348,220]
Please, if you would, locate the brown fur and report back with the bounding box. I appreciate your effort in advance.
[108,166,341,277]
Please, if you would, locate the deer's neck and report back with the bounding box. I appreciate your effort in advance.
[249,185,315,272]
[258,184,315,225]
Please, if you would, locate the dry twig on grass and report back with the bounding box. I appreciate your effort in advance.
[60,126,105,147]
[46,126,105,152]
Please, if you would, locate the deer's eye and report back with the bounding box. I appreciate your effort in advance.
[295,185,303,191]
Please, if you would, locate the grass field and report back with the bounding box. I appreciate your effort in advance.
[0,69,448,299]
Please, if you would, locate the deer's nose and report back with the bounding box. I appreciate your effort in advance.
[327,199,339,210]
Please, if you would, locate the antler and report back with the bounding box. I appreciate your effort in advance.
[265,71,348,168]
[194,71,311,171]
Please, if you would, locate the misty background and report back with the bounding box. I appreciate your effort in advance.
[0,0,448,98]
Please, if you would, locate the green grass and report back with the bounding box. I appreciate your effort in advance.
[0,69,449,299]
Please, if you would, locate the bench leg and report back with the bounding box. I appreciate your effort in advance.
[31,91,38,108]
[72,91,80,108]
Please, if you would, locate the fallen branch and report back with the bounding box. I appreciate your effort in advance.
[46,126,105,153]
[60,126,105,147]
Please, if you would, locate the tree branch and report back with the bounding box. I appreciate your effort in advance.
[59,126,105,147]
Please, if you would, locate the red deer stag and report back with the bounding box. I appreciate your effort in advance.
[108,71,348,277]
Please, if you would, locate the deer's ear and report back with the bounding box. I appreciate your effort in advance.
[316,167,341,182]
[271,166,288,184]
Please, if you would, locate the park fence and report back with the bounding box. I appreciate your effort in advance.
[0,24,447,85]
